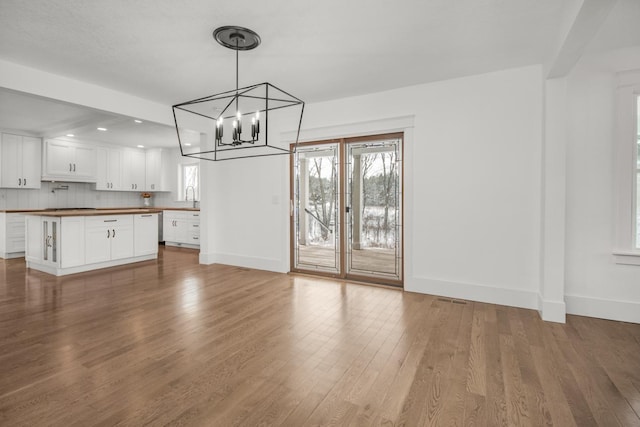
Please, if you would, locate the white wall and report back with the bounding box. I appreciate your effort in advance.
[564,47,640,323]
[201,65,545,311]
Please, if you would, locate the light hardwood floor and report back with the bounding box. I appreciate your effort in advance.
[0,246,639,426]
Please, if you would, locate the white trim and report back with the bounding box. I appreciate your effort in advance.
[26,254,157,276]
[165,242,199,250]
[199,251,285,273]
[537,293,566,323]
[281,115,415,144]
[405,276,539,311]
[613,75,640,256]
[0,251,25,259]
[612,252,640,265]
[566,294,640,324]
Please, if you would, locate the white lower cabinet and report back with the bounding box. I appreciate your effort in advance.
[85,215,134,264]
[163,210,200,248]
[25,213,158,276]
[0,213,27,258]
[60,217,85,268]
[134,214,159,256]
[25,216,85,268]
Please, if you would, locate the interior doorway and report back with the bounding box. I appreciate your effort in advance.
[290,133,403,286]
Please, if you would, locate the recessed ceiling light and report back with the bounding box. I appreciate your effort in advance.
[134,119,142,123]
[66,134,74,137]
[97,127,107,131]
[137,145,144,148]
[184,143,191,146]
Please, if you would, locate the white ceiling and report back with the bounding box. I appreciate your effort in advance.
[0,0,638,147]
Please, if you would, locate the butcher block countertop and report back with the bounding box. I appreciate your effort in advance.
[2,207,199,215]
[22,208,164,217]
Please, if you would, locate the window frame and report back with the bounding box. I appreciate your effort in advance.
[178,161,200,202]
[613,71,640,264]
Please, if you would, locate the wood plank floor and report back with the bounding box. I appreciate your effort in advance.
[0,246,639,426]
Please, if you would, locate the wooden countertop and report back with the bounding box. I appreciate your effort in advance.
[23,209,164,217]
[2,207,200,214]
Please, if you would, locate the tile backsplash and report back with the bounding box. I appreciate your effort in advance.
[0,182,191,210]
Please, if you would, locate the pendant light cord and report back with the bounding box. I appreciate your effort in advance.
[235,38,239,113]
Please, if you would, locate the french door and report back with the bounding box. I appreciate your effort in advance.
[291,133,403,286]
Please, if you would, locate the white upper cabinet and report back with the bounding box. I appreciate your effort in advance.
[42,139,97,182]
[122,148,146,191]
[145,148,170,192]
[95,146,123,191]
[0,133,41,189]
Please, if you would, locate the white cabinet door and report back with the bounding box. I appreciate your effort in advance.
[0,133,22,188]
[163,214,177,242]
[134,214,158,256]
[43,139,97,182]
[96,147,123,190]
[145,149,170,192]
[25,215,43,263]
[145,149,160,191]
[85,223,111,264]
[42,218,60,267]
[122,149,146,191]
[0,134,41,189]
[110,219,134,260]
[74,144,97,179]
[21,137,42,189]
[45,140,76,177]
[60,217,85,268]
[110,228,134,260]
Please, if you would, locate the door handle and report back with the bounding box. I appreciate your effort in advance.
[108,229,110,238]
[23,178,26,186]
[18,178,22,186]
[73,163,76,172]
[69,163,72,172]
[346,206,351,213]
[113,229,116,238]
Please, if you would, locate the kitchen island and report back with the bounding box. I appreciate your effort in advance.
[24,209,161,276]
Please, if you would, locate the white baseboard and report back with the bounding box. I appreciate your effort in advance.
[199,252,216,265]
[405,276,539,310]
[0,251,25,259]
[537,294,566,323]
[198,251,285,273]
[566,294,640,324]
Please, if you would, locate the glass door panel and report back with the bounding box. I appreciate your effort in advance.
[345,138,402,281]
[293,144,340,274]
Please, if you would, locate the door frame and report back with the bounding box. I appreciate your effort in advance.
[289,132,404,287]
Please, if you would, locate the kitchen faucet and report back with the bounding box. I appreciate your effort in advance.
[185,185,197,208]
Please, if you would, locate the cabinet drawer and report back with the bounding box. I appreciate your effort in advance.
[86,215,133,228]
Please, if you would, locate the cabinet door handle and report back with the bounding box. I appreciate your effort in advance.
[18,178,22,186]
[141,214,152,217]
[73,163,76,172]
[112,229,116,238]
[107,229,110,238]
[69,163,72,172]
[23,178,26,186]
[104,219,117,222]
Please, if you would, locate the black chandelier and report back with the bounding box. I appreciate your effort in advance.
[172,26,305,161]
